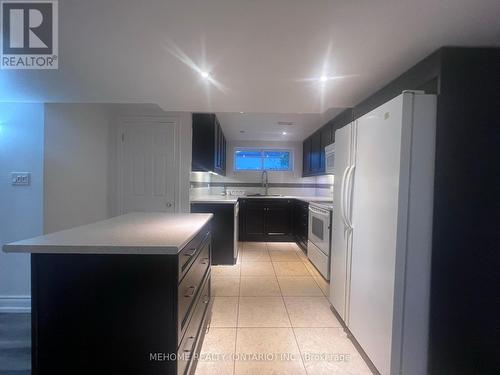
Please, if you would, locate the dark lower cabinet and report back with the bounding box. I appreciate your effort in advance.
[266,201,292,235]
[244,201,266,236]
[31,225,212,375]
[239,198,294,242]
[293,200,309,251]
[190,203,236,265]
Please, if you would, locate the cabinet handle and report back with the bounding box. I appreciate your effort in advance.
[184,248,197,257]
[184,285,197,297]
[202,295,210,304]
[183,336,196,352]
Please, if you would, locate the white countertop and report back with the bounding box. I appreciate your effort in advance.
[190,196,239,204]
[190,195,333,204]
[3,212,213,255]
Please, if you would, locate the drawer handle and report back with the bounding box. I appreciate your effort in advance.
[184,285,197,298]
[183,336,196,353]
[184,248,197,257]
[200,257,210,265]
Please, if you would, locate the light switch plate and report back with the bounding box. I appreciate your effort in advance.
[11,172,31,186]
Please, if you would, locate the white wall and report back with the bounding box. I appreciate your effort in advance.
[315,174,335,197]
[0,103,44,312]
[44,104,111,233]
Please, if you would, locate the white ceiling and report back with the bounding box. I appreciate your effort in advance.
[1,0,500,118]
[217,109,343,141]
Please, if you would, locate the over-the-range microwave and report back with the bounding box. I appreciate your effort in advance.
[325,143,335,174]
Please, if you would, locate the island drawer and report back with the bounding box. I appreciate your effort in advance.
[178,272,211,375]
[178,235,211,335]
[178,224,210,281]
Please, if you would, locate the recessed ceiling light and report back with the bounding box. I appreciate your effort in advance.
[239,112,245,114]
[200,71,210,79]
[319,75,328,82]
[282,131,287,135]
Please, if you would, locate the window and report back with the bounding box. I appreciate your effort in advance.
[234,148,292,171]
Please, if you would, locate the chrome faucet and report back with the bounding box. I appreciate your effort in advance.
[261,170,269,195]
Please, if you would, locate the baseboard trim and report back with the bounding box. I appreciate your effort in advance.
[0,296,31,313]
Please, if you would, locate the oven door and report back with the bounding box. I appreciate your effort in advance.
[308,205,331,255]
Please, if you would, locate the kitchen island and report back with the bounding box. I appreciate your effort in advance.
[3,212,213,375]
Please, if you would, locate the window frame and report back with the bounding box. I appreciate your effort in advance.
[233,147,293,172]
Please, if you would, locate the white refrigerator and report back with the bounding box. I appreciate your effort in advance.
[329,91,436,375]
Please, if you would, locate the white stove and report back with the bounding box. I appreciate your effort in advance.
[307,201,333,280]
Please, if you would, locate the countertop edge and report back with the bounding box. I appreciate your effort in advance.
[190,196,332,204]
[3,244,181,255]
[3,213,213,255]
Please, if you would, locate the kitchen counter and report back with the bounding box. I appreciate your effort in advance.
[15,212,213,375]
[3,212,213,255]
[190,195,239,204]
[190,195,333,204]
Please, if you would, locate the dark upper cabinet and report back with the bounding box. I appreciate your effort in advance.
[302,137,311,176]
[192,113,226,176]
[302,109,353,177]
[310,130,322,173]
[302,129,325,176]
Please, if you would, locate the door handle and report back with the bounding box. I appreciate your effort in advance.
[345,165,355,229]
[166,202,172,208]
[340,166,349,229]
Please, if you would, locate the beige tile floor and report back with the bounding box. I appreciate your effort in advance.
[196,242,373,375]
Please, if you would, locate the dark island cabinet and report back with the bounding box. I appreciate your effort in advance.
[191,203,236,265]
[192,113,226,175]
[239,198,294,242]
[30,225,212,375]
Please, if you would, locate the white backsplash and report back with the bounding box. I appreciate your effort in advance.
[190,171,334,199]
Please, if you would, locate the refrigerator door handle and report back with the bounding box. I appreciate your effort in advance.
[340,166,350,229]
[345,165,355,229]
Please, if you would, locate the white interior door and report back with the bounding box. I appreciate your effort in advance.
[119,119,178,214]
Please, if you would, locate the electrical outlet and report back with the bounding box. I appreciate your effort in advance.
[11,172,31,186]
